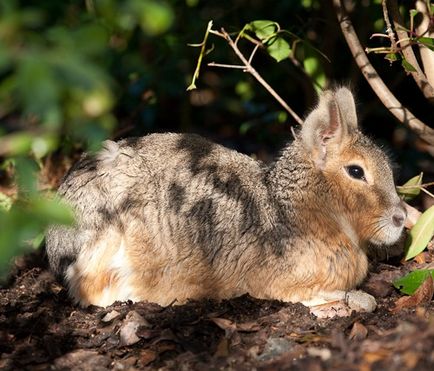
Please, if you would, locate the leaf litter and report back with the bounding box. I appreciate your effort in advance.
[0,250,434,370]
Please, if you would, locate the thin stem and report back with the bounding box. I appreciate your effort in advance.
[388,0,434,101]
[420,187,434,199]
[187,21,213,91]
[217,28,303,125]
[248,44,260,65]
[382,0,397,51]
[208,62,246,69]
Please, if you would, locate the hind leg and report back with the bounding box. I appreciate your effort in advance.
[65,227,137,307]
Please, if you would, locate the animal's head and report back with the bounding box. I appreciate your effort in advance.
[300,87,406,245]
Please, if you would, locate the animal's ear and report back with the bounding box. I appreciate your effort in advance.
[300,87,358,168]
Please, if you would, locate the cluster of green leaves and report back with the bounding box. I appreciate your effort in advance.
[394,173,434,294]
[397,173,434,261]
[0,0,174,275]
[246,20,327,92]
[189,19,328,95]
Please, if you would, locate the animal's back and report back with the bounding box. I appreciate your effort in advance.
[46,88,406,312]
[46,133,271,306]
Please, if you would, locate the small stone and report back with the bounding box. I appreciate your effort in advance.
[53,350,110,371]
[257,337,294,361]
[306,347,332,361]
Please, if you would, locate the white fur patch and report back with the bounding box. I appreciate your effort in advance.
[98,140,120,166]
[64,232,138,307]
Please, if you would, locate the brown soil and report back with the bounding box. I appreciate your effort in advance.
[1,251,434,371]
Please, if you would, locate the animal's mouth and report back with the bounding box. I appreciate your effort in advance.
[367,213,406,246]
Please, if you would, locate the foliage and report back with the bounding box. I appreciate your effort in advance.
[0,0,174,274]
[365,3,434,72]
[396,172,423,201]
[0,0,433,281]
[404,205,434,260]
[393,269,434,295]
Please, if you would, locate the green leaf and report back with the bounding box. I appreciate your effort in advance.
[385,53,398,62]
[248,20,278,41]
[32,197,75,225]
[0,192,13,212]
[404,205,434,260]
[396,172,423,201]
[266,36,291,62]
[393,269,434,295]
[418,37,434,51]
[303,54,326,92]
[136,1,174,35]
[401,58,417,72]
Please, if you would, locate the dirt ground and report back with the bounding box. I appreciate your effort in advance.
[1,248,434,371]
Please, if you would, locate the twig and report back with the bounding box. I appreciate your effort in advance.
[211,28,303,125]
[333,0,434,156]
[207,62,246,69]
[187,21,213,91]
[382,0,398,51]
[248,44,260,65]
[388,0,434,102]
[420,187,434,199]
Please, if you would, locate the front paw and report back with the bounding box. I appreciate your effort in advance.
[307,290,377,318]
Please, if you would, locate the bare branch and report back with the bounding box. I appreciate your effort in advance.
[213,28,303,125]
[415,0,434,87]
[388,0,434,102]
[333,0,434,155]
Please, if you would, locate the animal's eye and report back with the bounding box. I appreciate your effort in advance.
[345,165,366,181]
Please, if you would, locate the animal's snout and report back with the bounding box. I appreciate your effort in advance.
[392,212,405,228]
[392,202,407,228]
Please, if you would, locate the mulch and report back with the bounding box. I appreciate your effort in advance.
[1,250,434,371]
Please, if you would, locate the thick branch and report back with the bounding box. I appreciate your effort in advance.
[415,0,434,87]
[388,0,434,102]
[333,0,434,155]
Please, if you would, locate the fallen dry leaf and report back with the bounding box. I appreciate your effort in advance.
[414,252,428,264]
[101,310,120,323]
[349,322,368,341]
[236,321,261,332]
[404,202,422,229]
[214,337,230,357]
[138,349,157,366]
[210,318,260,335]
[119,311,150,346]
[392,274,434,313]
[210,318,237,337]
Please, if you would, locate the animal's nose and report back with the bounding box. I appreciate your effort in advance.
[392,212,405,228]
